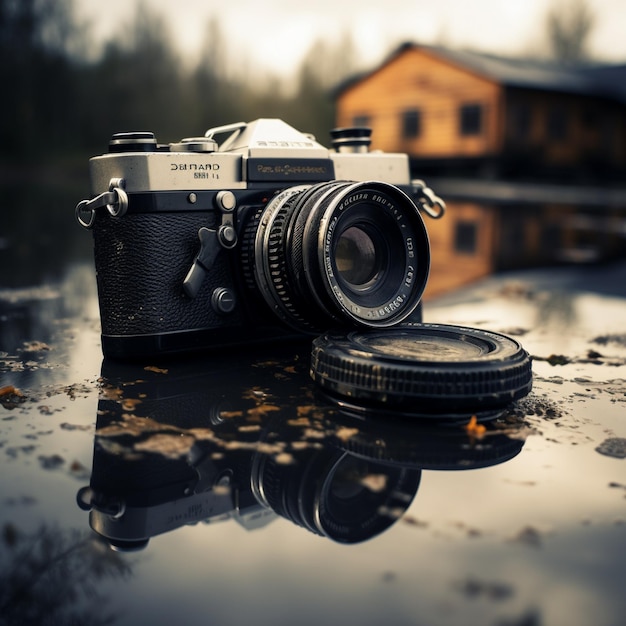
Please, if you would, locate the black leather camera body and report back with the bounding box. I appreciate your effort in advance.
[76,120,443,359]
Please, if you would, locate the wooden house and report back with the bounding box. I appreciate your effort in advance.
[335,43,626,181]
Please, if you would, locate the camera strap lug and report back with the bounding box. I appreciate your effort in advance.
[75,178,128,229]
[411,179,446,219]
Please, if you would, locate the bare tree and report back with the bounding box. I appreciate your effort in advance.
[546,0,595,63]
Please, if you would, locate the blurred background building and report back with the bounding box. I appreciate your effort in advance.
[2,0,626,295]
[335,43,626,182]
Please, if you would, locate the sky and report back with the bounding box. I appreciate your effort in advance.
[75,0,626,75]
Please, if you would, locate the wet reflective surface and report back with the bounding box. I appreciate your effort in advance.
[1,261,625,626]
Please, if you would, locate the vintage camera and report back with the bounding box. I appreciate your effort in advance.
[76,119,444,359]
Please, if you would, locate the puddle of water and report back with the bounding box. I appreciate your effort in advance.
[1,262,626,626]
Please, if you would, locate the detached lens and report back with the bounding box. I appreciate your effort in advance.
[246,180,430,331]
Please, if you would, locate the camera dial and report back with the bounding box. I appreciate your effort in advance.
[330,127,372,153]
[169,137,219,153]
[108,132,157,153]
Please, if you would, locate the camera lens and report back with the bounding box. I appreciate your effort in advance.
[245,181,430,332]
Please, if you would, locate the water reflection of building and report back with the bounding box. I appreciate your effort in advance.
[423,185,626,298]
[335,43,626,296]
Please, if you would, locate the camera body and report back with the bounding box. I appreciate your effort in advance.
[77,119,438,359]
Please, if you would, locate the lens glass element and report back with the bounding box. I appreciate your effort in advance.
[335,225,381,287]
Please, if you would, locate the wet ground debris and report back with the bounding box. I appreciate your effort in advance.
[497,327,530,337]
[0,342,56,374]
[454,576,514,601]
[503,395,563,420]
[465,415,487,439]
[0,386,26,410]
[18,340,50,357]
[532,351,626,366]
[542,354,571,366]
[38,454,65,470]
[595,437,626,459]
[63,382,94,400]
[60,422,92,432]
[0,385,23,398]
[508,525,548,548]
[591,333,626,347]
[144,365,168,374]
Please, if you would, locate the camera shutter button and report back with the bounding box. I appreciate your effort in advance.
[216,190,236,211]
[211,287,236,314]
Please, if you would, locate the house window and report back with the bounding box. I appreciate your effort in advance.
[352,115,371,128]
[460,104,483,136]
[510,103,532,141]
[541,223,562,254]
[454,221,478,254]
[402,109,421,139]
[601,117,618,154]
[581,107,598,131]
[547,106,568,141]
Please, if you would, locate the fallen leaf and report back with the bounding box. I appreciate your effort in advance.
[464,415,486,438]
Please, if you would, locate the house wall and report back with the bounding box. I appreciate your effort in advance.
[336,47,504,159]
[336,46,626,179]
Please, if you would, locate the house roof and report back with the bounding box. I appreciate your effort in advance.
[336,42,626,104]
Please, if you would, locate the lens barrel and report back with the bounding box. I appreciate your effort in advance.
[247,181,430,332]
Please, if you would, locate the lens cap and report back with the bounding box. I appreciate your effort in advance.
[310,324,532,418]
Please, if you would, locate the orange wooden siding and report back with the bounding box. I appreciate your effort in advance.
[336,45,626,174]
[336,47,504,159]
